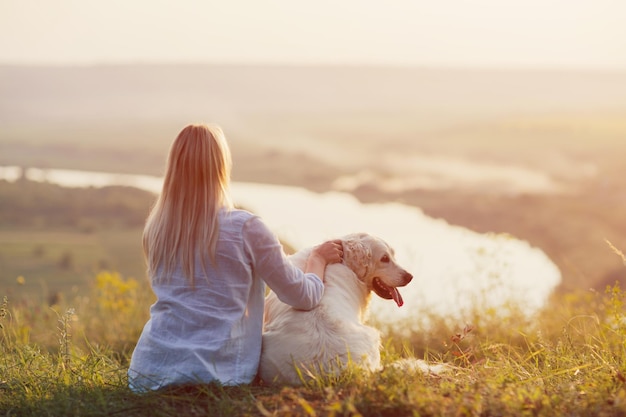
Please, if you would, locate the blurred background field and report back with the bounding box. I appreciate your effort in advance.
[1,64,625,301]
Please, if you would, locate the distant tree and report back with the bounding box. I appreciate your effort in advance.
[32,245,45,258]
[58,251,74,270]
[98,258,111,271]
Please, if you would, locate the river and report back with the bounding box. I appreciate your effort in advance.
[0,166,561,329]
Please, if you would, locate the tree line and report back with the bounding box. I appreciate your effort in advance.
[0,178,155,231]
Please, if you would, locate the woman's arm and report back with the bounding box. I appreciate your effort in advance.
[243,216,341,310]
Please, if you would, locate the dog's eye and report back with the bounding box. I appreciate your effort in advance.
[381,254,390,263]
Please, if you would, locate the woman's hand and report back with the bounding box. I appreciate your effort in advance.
[311,239,343,264]
[305,239,343,281]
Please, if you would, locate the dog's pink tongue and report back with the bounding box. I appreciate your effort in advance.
[392,288,404,307]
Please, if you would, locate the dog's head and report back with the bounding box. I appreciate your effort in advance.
[341,233,413,307]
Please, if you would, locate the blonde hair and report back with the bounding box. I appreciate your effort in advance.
[143,123,233,284]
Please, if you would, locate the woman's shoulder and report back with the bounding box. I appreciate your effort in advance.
[223,207,256,220]
[220,208,272,244]
[224,208,275,236]
[221,208,259,228]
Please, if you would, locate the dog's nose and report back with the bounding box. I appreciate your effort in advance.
[403,271,413,285]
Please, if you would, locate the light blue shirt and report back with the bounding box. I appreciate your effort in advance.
[128,209,323,392]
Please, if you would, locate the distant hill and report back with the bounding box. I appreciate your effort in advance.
[2,64,626,130]
[3,63,626,175]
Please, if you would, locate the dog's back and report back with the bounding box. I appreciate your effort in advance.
[259,248,381,385]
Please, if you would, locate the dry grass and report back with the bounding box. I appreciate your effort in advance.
[2,261,626,416]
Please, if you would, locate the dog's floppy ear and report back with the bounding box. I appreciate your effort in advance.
[342,235,372,279]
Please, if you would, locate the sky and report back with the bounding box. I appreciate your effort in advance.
[1,0,625,69]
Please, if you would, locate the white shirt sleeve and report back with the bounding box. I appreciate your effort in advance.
[243,216,323,310]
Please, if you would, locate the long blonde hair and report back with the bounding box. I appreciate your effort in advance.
[143,123,233,284]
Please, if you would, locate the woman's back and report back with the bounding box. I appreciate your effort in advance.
[129,209,267,390]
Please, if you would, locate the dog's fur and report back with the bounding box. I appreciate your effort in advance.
[259,233,413,385]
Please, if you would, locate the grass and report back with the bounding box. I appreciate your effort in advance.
[0,188,625,416]
[0,228,146,304]
[2,263,626,416]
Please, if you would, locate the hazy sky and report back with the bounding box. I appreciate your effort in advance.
[1,0,625,69]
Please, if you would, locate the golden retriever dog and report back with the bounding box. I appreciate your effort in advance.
[259,233,413,385]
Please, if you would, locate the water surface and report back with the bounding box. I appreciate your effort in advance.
[0,166,561,327]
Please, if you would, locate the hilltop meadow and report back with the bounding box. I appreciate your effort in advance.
[1,184,625,415]
[1,64,626,415]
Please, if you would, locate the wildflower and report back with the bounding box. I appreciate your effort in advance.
[95,271,139,314]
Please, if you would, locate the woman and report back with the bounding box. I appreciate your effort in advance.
[128,123,342,391]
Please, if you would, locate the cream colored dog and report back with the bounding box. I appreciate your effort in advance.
[259,233,413,385]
